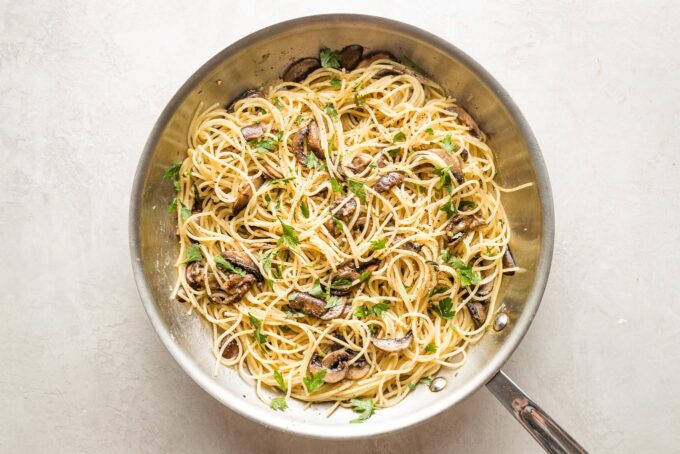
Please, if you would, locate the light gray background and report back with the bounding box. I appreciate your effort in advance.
[1,1,679,452]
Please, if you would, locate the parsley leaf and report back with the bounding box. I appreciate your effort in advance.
[214,255,246,275]
[420,375,435,385]
[393,131,406,143]
[431,297,455,320]
[330,177,344,193]
[163,162,182,180]
[354,87,366,106]
[276,217,300,247]
[167,197,178,214]
[272,97,284,109]
[305,152,325,170]
[173,180,180,192]
[182,244,202,264]
[180,205,192,221]
[303,370,327,392]
[434,166,453,193]
[320,49,341,69]
[259,250,281,283]
[354,305,370,318]
[440,200,457,219]
[270,175,295,184]
[300,201,310,218]
[249,138,277,153]
[294,114,303,125]
[249,313,267,345]
[372,302,390,317]
[441,250,481,286]
[425,343,438,353]
[331,278,354,287]
[428,287,448,298]
[347,179,366,202]
[333,217,343,232]
[350,398,375,423]
[308,279,325,298]
[458,200,477,210]
[325,295,344,309]
[270,397,288,411]
[329,77,342,89]
[370,239,386,250]
[425,128,434,135]
[386,147,400,159]
[324,103,338,118]
[273,370,286,392]
[442,135,456,154]
[359,271,372,282]
[354,302,389,318]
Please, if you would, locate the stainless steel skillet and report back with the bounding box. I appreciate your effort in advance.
[129,14,584,452]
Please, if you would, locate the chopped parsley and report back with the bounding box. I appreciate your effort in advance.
[249,313,267,345]
[428,287,448,298]
[434,166,453,193]
[440,200,458,219]
[420,375,435,385]
[270,397,288,411]
[441,250,481,286]
[324,103,338,118]
[442,135,456,154]
[163,162,182,181]
[303,370,327,392]
[425,343,438,353]
[359,271,372,282]
[180,205,192,221]
[167,197,178,214]
[276,217,300,247]
[173,180,180,192]
[320,48,341,69]
[393,131,406,143]
[431,297,456,320]
[272,97,284,109]
[214,255,246,275]
[308,279,325,298]
[270,176,295,184]
[458,200,477,210]
[347,179,366,202]
[305,152,325,170]
[273,370,286,392]
[349,398,376,423]
[294,114,303,125]
[331,278,354,288]
[330,177,344,193]
[329,77,342,89]
[300,201,310,218]
[249,138,277,153]
[386,147,400,159]
[182,244,202,264]
[325,295,344,309]
[370,239,386,250]
[354,87,366,106]
[424,128,434,135]
[259,250,281,283]
[355,302,389,318]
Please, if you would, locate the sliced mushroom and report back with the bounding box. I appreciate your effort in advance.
[320,297,347,320]
[432,149,464,184]
[371,330,413,352]
[288,292,327,318]
[220,251,264,283]
[348,154,372,173]
[374,171,404,193]
[356,51,398,69]
[308,352,324,374]
[306,120,323,157]
[392,234,423,253]
[226,88,264,112]
[325,197,357,236]
[346,358,370,380]
[282,57,320,82]
[445,214,485,245]
[502,247,517,275]
[320,349,350,383]
[353,215,367,232]
[233,175,265,215]
[466,301,488,327]
[447,105,483,140]
[210,273,257,305]
[331,258,380,296]
[220,338,239,359]
[240,123,265,141]
[339,44,364,70]
[289,126,309,165]
[374,67,405,78]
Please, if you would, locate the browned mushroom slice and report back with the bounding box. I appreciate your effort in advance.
[466,301,488,327]
[220,251,264,283]
[282,57,320,82]
[289,126,309,165]
[349,154,372,173]
[392,234,423,253]
[374,172,404,193]
[356,51,398,69]
[226,88,264,112]
[374,67,405,78]
[353,215,367,232]
[445,214,485,245]
[502,247,517,275]
[288,292,327,318]
[220,338,239,359]
[233,175,265,215]
[371,330,413,352]
[432,149,464,184]
[339,44,364,70]
[306,120,323,157]
[331,258,380,296]
[241,123,265,140]
[319,351,350,383]
[211,273,257,305]
[477,279,494,298]
[325,197,357,236]
[320,297,347,320]
[308,353,324,375]
[346,358,370,380]
[186,261,219,290]
[447,105,483,139]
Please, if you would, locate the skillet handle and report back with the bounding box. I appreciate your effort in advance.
[487,370,588,454]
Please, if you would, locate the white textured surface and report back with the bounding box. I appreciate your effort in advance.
[1,1,679,452]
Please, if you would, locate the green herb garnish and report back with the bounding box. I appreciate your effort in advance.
[214,255,246,275]
[273,370,286,392]
[324,103,338,118]
[370,239,386,250]
[270,397,288,411]
[440,250,481,286]
[303,370,327,392]
[330,177,344,193]
[182,244,202,264]
[329,77,342,89]
[308,279,325,298]
[431,297,455,320]
[300,201,310,218]
[424,128,434,135]
[350,398,375,423]
[393,131,406,143]
[347,179,366,202]
[442,135,456,154]
[425,343,438,353]
[320,49,341,69]
[276,217,300,247]
[163,162,182,181]
[270,176,296,184]
[167,197,178,214]
[249,313,267,345]
[440,200,457,219]
[434,166,453,193]
[325,295,344,309]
